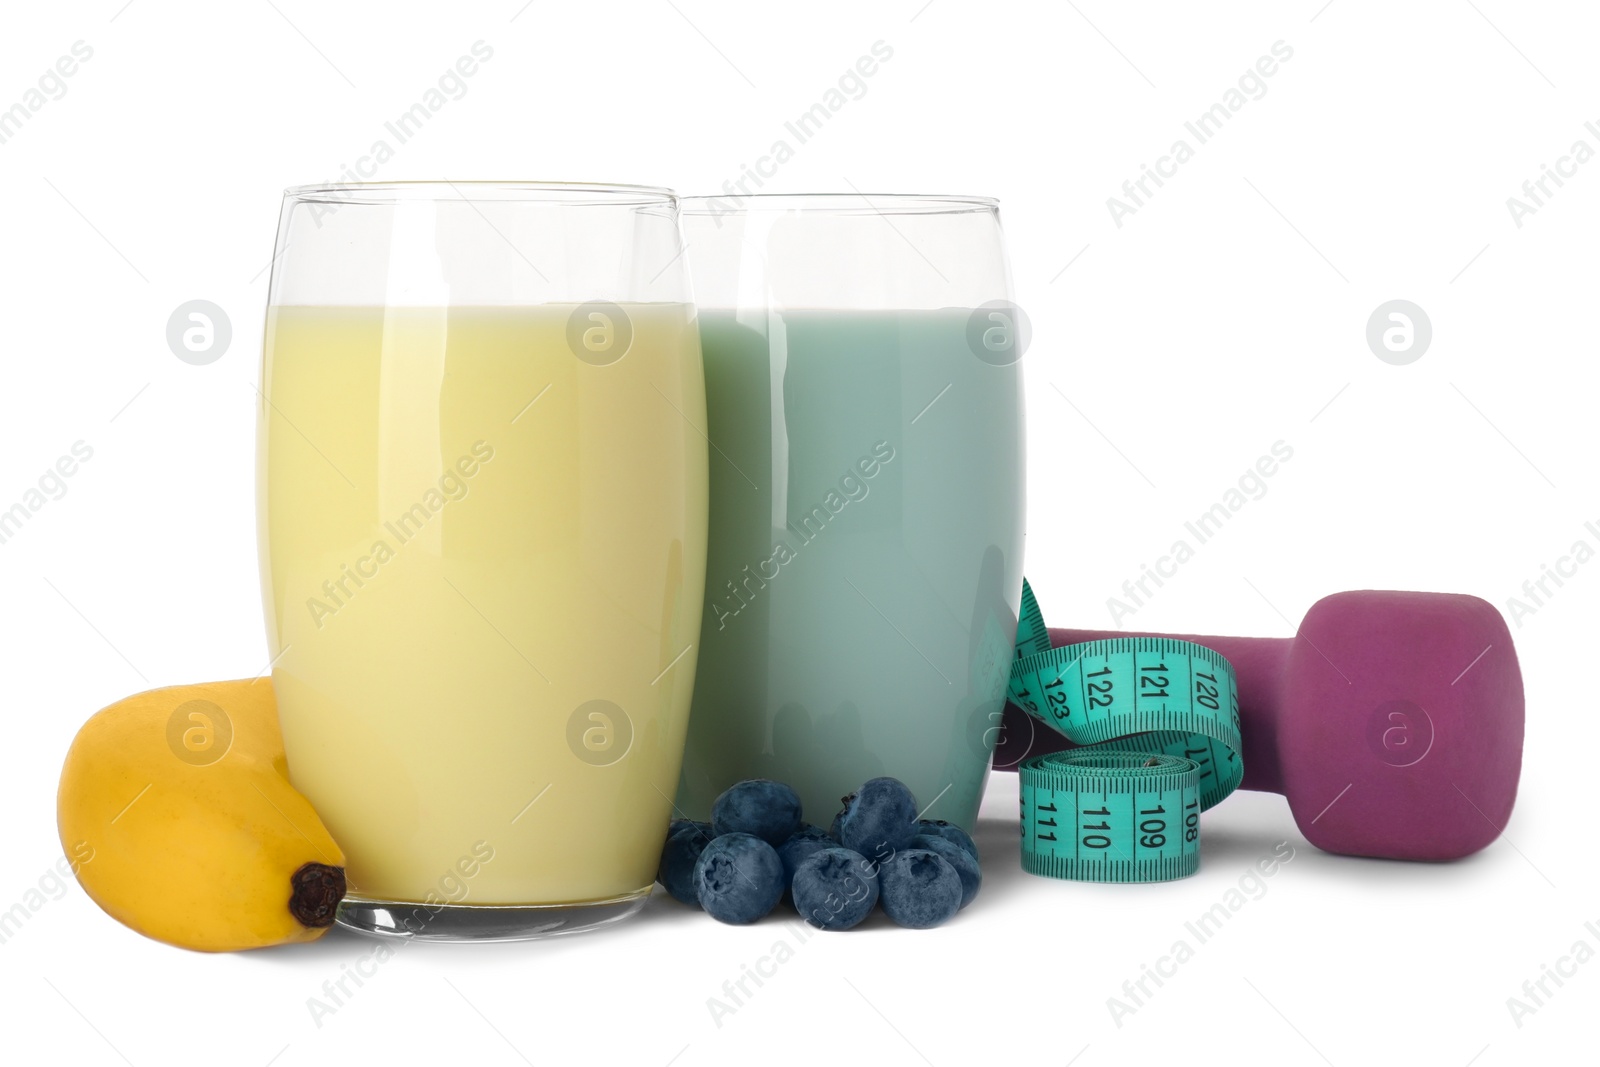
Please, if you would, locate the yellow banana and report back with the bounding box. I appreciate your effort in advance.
[57,678,345,952]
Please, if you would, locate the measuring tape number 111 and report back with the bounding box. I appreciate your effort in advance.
[1005,580,1244,883]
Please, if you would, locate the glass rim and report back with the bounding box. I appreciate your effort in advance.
[281,180,678,207]
[678,192,998,216]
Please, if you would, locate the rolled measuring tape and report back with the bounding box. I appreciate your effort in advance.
[1006,580,1243,883]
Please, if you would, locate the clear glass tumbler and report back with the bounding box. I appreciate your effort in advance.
[676,193,1026,831]
[258,182,707,940]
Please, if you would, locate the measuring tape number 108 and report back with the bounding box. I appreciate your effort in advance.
[1005,580,1244,883]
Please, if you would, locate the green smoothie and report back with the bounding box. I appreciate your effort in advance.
[676,308,1026,829]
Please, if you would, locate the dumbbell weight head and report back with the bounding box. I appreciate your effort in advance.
[1278,589,1523,861]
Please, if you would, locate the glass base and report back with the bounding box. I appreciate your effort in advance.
[335,888,650,943]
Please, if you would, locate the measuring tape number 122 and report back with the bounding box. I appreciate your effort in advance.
[1005,580,1244,883]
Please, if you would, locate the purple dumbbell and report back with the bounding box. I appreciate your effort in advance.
[994,590,1525,861]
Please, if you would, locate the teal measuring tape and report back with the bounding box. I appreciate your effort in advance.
[1006,580,1243,882]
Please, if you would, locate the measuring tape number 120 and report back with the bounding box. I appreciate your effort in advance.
[1005,580,1244,883]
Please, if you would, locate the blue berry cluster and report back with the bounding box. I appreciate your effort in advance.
[656,776,981,930]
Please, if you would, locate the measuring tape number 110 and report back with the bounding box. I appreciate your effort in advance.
[1005,580,1244,883]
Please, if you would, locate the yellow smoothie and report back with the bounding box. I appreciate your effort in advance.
[258,304,707,906]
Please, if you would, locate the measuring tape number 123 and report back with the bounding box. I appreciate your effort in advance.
[1005,580,1244,883]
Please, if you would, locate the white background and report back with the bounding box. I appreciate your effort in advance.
[0,1,1592,1064]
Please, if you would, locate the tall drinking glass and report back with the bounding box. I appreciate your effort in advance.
[677,194,1026,830]
[259,182,706,940]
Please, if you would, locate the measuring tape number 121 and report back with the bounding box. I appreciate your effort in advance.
[1005,580,1244,883]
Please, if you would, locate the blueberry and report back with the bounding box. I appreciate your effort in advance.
[878,849,963,929]
[711,779,803,845]
[916,819,979,863]
[777,824,836,888]
[693,833,785,924]
[910,834,981,909]
[657,821,714,906]
[791,847,879,931]
[828,809,845,842]
[838,777,918,864]
[668,818,712,842]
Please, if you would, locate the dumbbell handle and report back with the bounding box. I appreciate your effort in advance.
[997,628,1290,794]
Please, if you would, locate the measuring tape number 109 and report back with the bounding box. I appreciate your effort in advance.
[1005,580,1244,883]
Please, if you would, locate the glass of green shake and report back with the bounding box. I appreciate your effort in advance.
[676,194,1026,830]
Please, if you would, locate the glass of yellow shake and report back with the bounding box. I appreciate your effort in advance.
[258,182,707,940]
